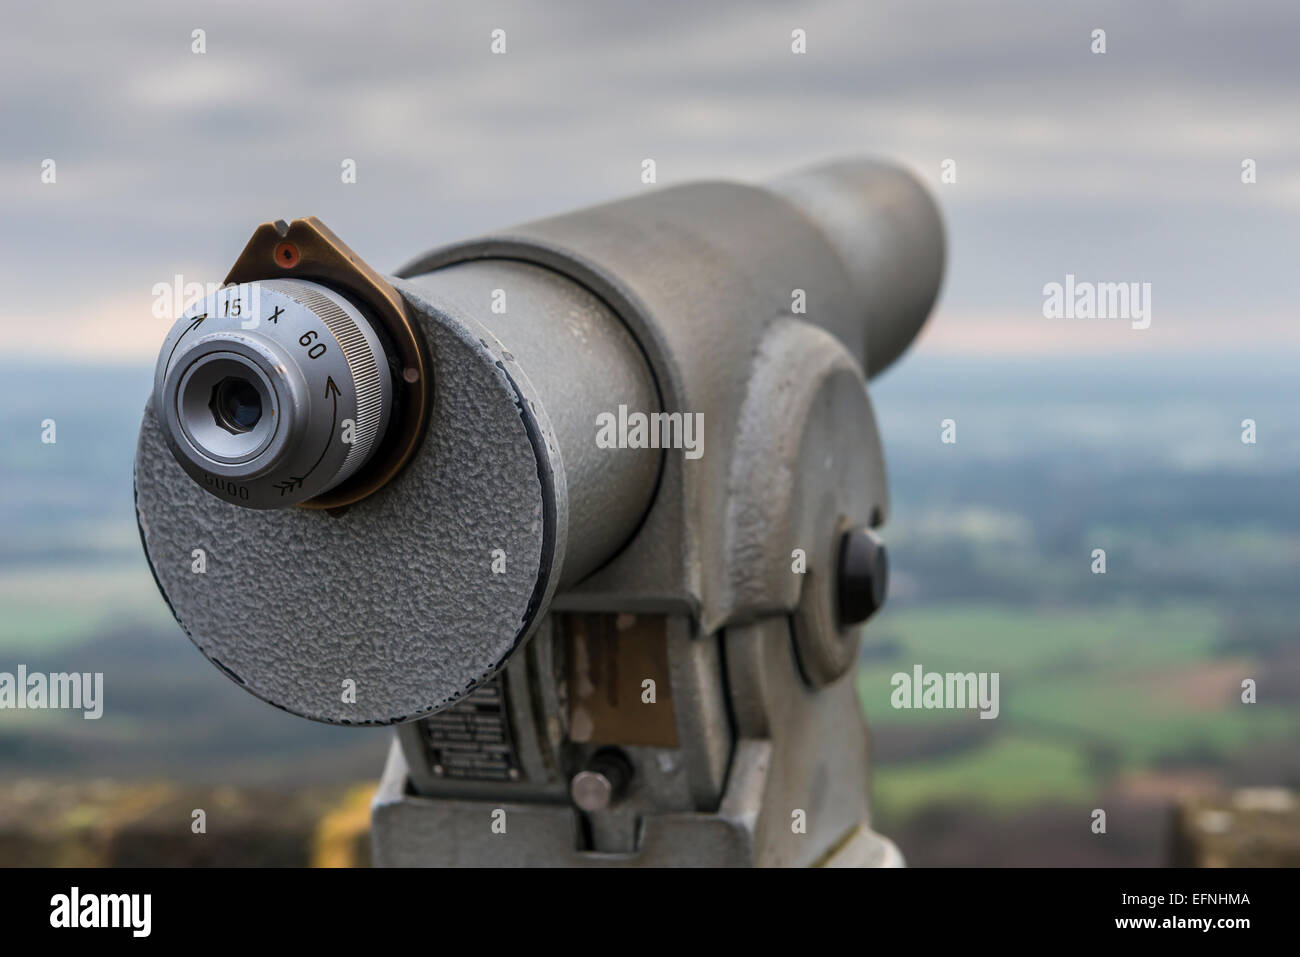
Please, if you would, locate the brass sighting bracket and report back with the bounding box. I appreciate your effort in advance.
[223,217,430,510]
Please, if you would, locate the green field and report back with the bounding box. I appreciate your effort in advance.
[0,565,173,650]
[860,602,1298,819]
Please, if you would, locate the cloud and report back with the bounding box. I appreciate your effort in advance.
[3,0,1298,361]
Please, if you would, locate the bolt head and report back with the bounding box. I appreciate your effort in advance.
[570,770,614,812]
[837,527,888,626]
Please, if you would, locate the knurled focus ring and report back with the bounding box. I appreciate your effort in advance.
[153,279,394,509]
[270,279,387,486]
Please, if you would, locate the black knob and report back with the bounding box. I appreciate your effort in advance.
[837,527,888,626]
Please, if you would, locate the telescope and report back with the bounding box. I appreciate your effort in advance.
[134,159,945,866]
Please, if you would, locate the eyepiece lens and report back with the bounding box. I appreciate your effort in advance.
[211,376,263,434]
[156,280,395,508]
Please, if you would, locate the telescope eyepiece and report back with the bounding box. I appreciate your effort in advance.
[210,375,262,433]
[153,279,394,508]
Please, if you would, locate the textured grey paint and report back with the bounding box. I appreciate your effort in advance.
[397,162,943,633]
[136,287,564,724]
[402,261,660,586]
[764,159,945,379]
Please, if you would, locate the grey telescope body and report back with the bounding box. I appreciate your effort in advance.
[135,158,943,865]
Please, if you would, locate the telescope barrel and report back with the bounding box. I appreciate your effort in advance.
[135,159,945,724]
[763,160,945,378]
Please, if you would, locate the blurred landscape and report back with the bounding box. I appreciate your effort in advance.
[3,0,1299,868]
[0,351,1294,865]
[0,362,390,788]
[863,351,1300,865]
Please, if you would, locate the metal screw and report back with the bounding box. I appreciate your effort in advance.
[571,771,614,812]
[570,748,633,812]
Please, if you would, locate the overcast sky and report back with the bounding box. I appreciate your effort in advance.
[4,0,1298,362]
